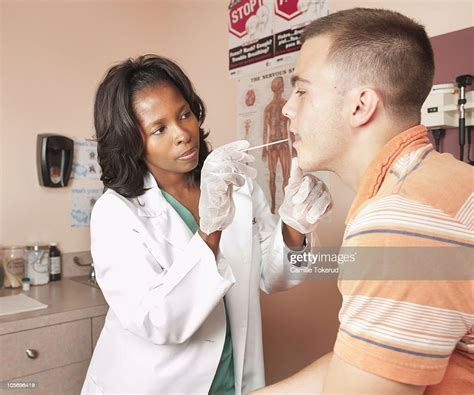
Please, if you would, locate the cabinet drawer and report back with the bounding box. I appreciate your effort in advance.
[0,319,91,380]
[0,360,89,395]
[91,315,105,350]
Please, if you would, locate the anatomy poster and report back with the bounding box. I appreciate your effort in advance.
[70,188,102,227]
[237,66,294,214]
[237,65,330,217]
[71,139,100,180]
[228,0,330,78]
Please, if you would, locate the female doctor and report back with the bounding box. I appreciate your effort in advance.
[82,55,331,395]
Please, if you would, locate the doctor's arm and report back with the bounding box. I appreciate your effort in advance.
[256,159,331,292]
[91,195,234,346]
[281,222,306,249]
[251,180,313,293]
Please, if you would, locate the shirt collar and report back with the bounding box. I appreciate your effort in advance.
[136,171,167,217]
[346,125,430,224]
[143,171,157,189]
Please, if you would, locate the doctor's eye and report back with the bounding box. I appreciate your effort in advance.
[295,90,306,97]
[180,111,191,120]
[152,126,166,136]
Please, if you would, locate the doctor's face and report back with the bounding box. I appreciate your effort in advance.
[282,35,349,172]
[134,83,200,179]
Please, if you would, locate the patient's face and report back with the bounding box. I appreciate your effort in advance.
[283,35,349,173]
[133,83,200,182]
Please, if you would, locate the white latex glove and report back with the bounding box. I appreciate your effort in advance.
[199,140,257,235]
[278,157,332,234]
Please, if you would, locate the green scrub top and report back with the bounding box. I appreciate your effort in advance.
[161,190,235,395]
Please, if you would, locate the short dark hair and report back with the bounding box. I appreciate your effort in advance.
[94,54,211,198]
[302,8,434,119]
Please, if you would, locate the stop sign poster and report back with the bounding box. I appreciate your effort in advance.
[229,0,330,78]
[229,0,275,78]
[273,0,329,66]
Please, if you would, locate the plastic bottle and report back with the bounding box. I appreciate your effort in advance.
[49,243,62,281]
[26,245,49,285]
[22,277,30,291]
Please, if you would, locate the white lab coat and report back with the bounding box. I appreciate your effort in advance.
[82,172,308,395]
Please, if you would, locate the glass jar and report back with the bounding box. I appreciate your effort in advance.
[2,246,26,288]
[25,245,50,286]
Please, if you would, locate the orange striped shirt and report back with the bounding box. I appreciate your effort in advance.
[334,125,474,393]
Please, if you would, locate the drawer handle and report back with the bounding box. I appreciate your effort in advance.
[26,349,38,359]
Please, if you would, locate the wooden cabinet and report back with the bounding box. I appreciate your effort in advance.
[0,319,91,381]
[0,315,106,395]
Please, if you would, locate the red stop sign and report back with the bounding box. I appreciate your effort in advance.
[228,0,263,38]
[275,0,302,21]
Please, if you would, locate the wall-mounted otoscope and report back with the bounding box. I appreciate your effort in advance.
[456,74,473,162]
[421,77,473,164]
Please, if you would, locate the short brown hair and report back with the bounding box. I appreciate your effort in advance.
[302,8,434,119]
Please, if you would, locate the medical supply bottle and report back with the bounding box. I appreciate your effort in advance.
[26,245,49,285]
[49,243,61,281]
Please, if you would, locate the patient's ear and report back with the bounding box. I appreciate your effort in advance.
[349,88,380,128]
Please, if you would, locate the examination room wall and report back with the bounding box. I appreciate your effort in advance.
[0,1,3,245]
[0,0,236,252]
[1,0,473,385]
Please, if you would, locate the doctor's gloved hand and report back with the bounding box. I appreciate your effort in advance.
[199,140,257,235]
[278,158,332,235]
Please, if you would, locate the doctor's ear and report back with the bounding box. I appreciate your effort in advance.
[349,88,380,128]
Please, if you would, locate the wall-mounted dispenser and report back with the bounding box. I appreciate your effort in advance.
[37,134,74,187]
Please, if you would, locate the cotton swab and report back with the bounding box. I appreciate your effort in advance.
[244,138,289,152]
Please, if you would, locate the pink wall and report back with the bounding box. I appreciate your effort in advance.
[0,2,4,244]
[0,0,236,252]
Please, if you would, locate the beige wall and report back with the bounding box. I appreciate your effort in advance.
[0,0,235,252]
[1,0,472,385]
[0,2,4,246]
[333,0,473,36]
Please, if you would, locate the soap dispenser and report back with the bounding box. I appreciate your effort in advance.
[37,134,74,187]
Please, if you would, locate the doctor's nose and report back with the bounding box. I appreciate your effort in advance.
[174,126,192,145]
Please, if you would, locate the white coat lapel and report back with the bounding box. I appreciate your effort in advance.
[150,207,194,251]
[136,173,193,256]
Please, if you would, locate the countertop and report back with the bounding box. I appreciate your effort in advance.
[0,279,107,335]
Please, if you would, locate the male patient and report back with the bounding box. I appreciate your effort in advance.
[253,8,473,395]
